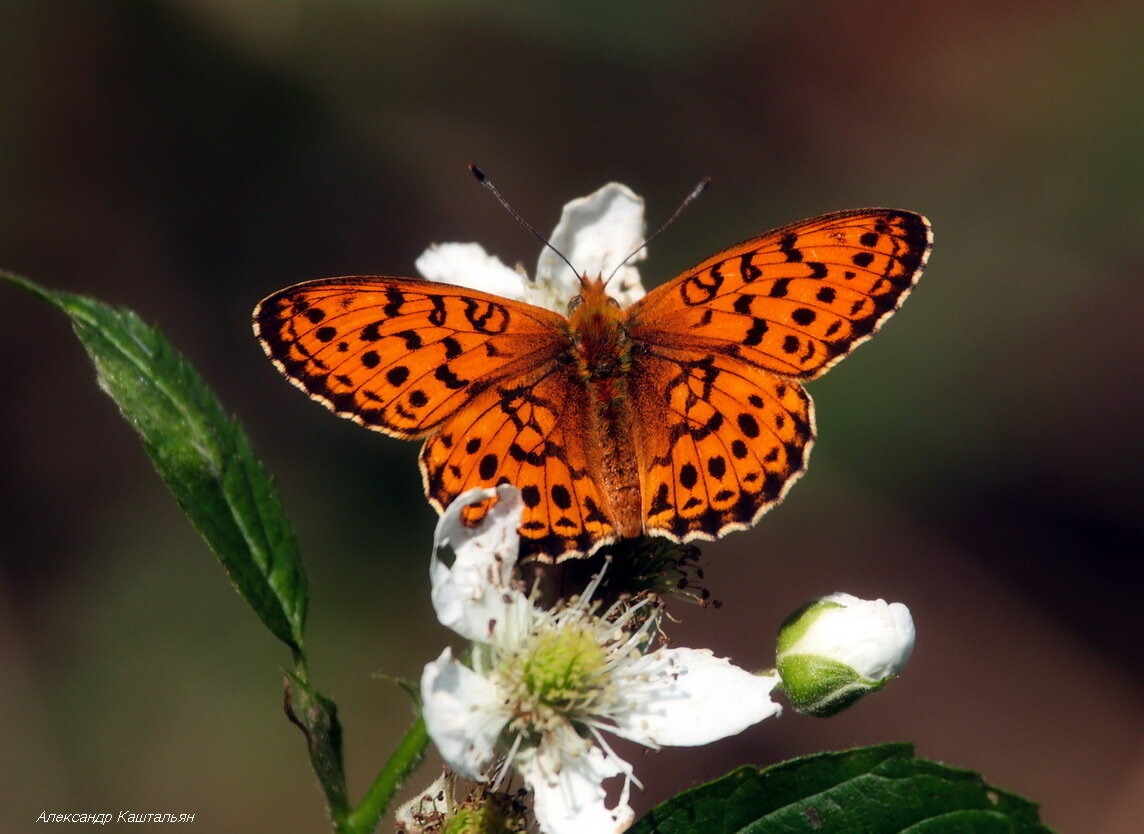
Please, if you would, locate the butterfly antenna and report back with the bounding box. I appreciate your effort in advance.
[606,176,711,284]
[469,165,581,279]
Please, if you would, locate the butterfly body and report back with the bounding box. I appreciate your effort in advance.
[564,276,644,538]
[255,208,932,561]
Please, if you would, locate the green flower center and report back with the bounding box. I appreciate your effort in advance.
[521,626,607,710]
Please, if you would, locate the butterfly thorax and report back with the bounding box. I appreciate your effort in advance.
[567,276,632,382]
[565,276,643,538]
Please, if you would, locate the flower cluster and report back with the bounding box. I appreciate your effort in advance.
[420,485,781,834]
[401,183,915,834]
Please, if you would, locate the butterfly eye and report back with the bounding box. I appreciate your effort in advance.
[568,295,584,314]
[606,296,621,309]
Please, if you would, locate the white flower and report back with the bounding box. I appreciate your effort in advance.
[421,486,782,834]
[775,592,916,717]
[415,183,647,313]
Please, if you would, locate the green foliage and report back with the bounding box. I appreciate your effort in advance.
[630,743,1053,834]
[5,272,307,653]
[285,672,349,818]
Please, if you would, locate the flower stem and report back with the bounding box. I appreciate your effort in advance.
[341,715,430,834]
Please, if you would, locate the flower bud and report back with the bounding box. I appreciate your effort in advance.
[775,592,915,717]
[395,773,528,834]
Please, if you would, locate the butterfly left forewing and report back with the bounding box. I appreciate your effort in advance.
[254,276,568,438]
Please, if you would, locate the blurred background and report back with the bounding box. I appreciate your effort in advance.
[1,1,1140,831]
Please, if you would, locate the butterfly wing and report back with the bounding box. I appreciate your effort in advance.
[254,276,612,559]
[627,348,814,542]
[626,208,931,541]
[631,209,932,379]
[254,276,568,438]
[420,366,618,560]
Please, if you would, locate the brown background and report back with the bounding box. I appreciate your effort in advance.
[1,2,1140,832]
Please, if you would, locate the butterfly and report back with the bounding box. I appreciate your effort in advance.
[254,207,931,562]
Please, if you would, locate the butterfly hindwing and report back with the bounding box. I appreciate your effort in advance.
[419,366,618,559]
[630,348,814,542]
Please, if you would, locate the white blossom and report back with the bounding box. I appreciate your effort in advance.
[415,183,647,313]
[421,486,781,834]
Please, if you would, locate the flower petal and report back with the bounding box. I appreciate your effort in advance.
[420,647,507,781]
[535,183,646,310]
[611,648,781,747]
[517,739,634,834]
[416,242,529,301]
[430,485,523,641]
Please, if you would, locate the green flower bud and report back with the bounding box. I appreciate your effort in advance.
[776,593,915,717]
[395,773,528,834]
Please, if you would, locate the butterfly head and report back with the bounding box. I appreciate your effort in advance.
[568,274,621,320]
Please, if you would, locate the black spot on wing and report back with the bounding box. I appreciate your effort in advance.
[551,484,573,510]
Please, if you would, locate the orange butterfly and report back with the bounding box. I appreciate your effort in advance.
[254,205,931,562]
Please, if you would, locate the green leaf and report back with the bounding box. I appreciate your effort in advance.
[284,673,349,822]
[4,272,307,652]
[285,669,430,834]
[630,744,1054,834]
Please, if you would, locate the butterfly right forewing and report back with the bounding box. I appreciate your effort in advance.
[630,209,932,380]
